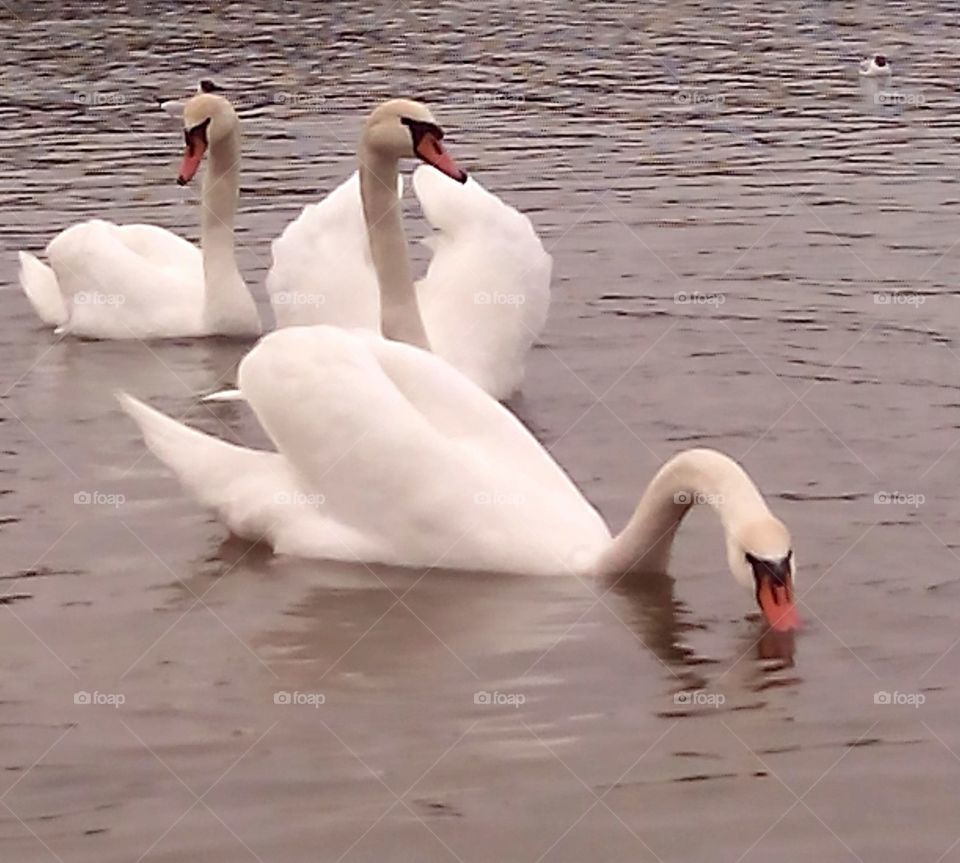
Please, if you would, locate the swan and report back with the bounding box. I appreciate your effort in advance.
[17,88,261,339]
[859,54,892,78]
[118,325,799,632]
[266,98,551,400]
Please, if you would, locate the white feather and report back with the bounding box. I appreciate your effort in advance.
[121,326,608,573]
[265,167,551,399]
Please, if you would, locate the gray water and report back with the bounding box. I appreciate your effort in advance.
[2,2,960,861]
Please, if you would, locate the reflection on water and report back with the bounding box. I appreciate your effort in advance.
[2,1,960,860]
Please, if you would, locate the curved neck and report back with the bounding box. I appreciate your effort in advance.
[595,449,770,577]
[358,145,430,350]
[200,127,250,327]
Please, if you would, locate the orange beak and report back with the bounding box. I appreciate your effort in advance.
[415,132,467,184]
[177,124,208,186]
[756,578,800,632]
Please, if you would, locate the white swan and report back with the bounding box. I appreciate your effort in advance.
[266,99,551,400]
[119,325,798,632]
[859,54,892,78]
[17,89,261,339]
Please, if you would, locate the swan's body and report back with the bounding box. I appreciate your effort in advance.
[268,172,385,331]
[18,91,260,339]
[266,107,551,399]
[859,54,892,78]
[120,325,798,630]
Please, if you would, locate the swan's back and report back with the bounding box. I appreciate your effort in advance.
[238,326,607,573]
[46,220,205,338]
[114,223,203,272]
[266,172,383,329]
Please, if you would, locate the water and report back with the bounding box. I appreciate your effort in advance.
[2,1,959,860]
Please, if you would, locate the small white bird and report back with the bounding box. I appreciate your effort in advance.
[859,54,892,78]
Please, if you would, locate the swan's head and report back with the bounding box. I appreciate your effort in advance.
[860,54,892,77]
[362,98,467,184]
[177,83,238,186]
[727,517,799,632]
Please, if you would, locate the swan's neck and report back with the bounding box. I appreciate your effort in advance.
[596,449,769,577]
[358,147,430,350]
[200,129,256,333]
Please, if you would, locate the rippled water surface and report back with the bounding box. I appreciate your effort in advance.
[2,2,960,861]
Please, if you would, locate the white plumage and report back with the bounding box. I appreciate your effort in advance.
[266,164,551,400]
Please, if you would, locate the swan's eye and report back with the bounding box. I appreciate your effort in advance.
[745,550,792,586]
[184,117,211,153]
[400,117,445,147]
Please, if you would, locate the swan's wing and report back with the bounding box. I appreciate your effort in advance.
[413,166,553,400]
[115,223,203,273]
[118,394,380,559]
[237,326,608,574]
[46,220,203,338]
[266,172,402,329]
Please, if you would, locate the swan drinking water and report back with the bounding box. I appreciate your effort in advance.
[266,98,552,399]
[119,325,799,632]
[17,88,261,339]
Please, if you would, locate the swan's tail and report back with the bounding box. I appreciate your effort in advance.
[18,252,67,327]
[118,393,265,509]
[118,393,322,552]
[200,388,245,403]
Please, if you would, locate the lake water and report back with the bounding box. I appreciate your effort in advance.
[2,1,959,861]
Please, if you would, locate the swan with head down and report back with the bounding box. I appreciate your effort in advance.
[119,323,798,633]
